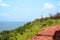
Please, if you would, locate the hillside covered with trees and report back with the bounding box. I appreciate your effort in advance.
[0,13,60,40]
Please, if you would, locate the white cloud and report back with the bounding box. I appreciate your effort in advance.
[0,3,10,7]
[43,3,54,9]
[0,0,10,7]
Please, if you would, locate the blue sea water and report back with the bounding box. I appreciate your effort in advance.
[0,22,26,32]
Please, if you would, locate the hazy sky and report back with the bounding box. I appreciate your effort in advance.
[0,0,60,22]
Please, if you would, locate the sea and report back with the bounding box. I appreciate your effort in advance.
[0,22,26,32]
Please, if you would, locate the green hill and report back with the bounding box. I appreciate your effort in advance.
[0,13,60,40]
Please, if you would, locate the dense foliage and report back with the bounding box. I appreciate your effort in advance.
[0,13,60,40]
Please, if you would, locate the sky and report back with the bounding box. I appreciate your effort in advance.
[0,0,60,22]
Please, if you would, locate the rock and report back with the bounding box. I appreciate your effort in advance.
[31,25,60,40]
